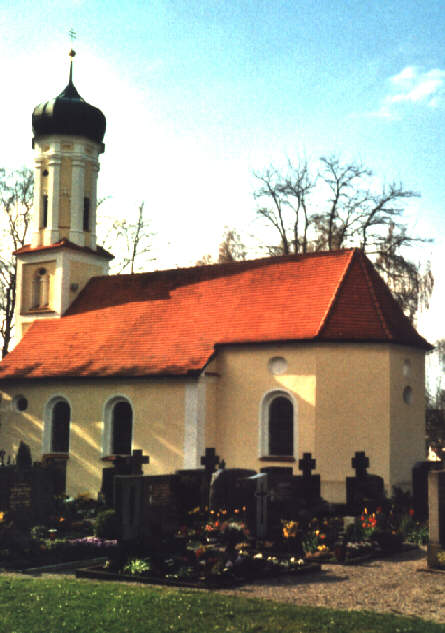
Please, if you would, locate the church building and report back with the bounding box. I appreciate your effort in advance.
[0,58,432,503]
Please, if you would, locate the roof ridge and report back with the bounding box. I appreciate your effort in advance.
[99,248,357,282]
[357,253,393,340]
[316,248,357,337]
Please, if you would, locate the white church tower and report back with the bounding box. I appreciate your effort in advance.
[14,51,112,342]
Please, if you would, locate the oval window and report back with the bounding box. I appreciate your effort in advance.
[13,395,28,412]
[403,386,413,405]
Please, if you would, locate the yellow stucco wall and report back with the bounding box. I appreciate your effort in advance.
[0,342,426,502]
[315,344,391,501]
[205,343,425,502]
[389,346,426,488]
[208,345,316,471]
[69,260,105,304]
[0,379,185,497]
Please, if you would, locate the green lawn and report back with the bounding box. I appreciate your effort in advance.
[0,575,442,633]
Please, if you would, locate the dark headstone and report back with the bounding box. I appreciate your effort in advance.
[209,468,256,511]
[16,441,32,470]
[295,453,321,505]
[346,451,384,514]
[175,468,207,513]
[141,474,181,543]
[100,450,149,507]
[298,453,316,479]
[200,448,220,475]
[200,447,220,506]
[114,475,144,541]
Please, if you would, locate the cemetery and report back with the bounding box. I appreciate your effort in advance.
[0,441,440,590]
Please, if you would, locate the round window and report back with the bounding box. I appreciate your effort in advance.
[268,356,288,376]
[13,395,28,412]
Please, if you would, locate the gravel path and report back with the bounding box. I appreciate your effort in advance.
[219,548,445,624]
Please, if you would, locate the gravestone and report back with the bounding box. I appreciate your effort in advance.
[100,449,149,507]
[244,473,270,541]
[200,447,220,507]
[295,453,321,505]
[260,467,297,538]
[209,467,256,511]
[346,451,385,514]
[141,474,181,544]
[175,468,207,513]
[412,460,441,519]
[9,482,32,513]
[427,468,445,568]
[114,475,144,541]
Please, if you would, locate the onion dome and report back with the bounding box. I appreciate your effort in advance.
[32,51,106,146]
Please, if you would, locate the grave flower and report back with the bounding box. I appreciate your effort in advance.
[281,520,299,539]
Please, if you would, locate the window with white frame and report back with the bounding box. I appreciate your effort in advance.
[259,390,297,458]
[43,396,70,454]
[103,397,133,456]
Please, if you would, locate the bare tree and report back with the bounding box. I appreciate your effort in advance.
[101,202,154,274]
[196,228,247,265]
[254,155,433,320]
[0,168,33,357]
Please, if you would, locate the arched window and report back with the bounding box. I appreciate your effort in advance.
[111,400,133,455]
[269,396,293,455]
[32,268,50,309]
[259,390,297,459]
[43,396,71,455]
[51,400,70,453]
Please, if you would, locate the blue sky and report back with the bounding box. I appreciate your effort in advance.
[0,0,444,343]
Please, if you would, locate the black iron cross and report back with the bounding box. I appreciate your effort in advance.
[351,451,369,479]
[298,452,316,479]
[200,447,220,476]
[118,449,149,475]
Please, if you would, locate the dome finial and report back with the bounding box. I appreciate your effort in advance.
[68,28,77,84]
[68,48,76,84]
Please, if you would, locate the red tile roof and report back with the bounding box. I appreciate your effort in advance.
[0,249,431,380]
[14,238,114,260]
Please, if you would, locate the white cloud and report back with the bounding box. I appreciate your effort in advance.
[369,66,445,118]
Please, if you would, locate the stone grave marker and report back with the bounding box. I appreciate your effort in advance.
[427,468,445,568]
[175,468,207,513]
[346,451,385,514]
[200,447,220,507]
[114,475,144,541]
[246,473,269,541]
[412,460,441,519]
[209,467,256,511]
[295,452,321,505]
[101,449,149,507]
[141,474,181,544]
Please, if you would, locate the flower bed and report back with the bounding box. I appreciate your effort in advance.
[76,552,320,589]
[0,535,117,572]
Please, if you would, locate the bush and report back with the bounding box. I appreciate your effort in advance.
[94,509,119,539]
